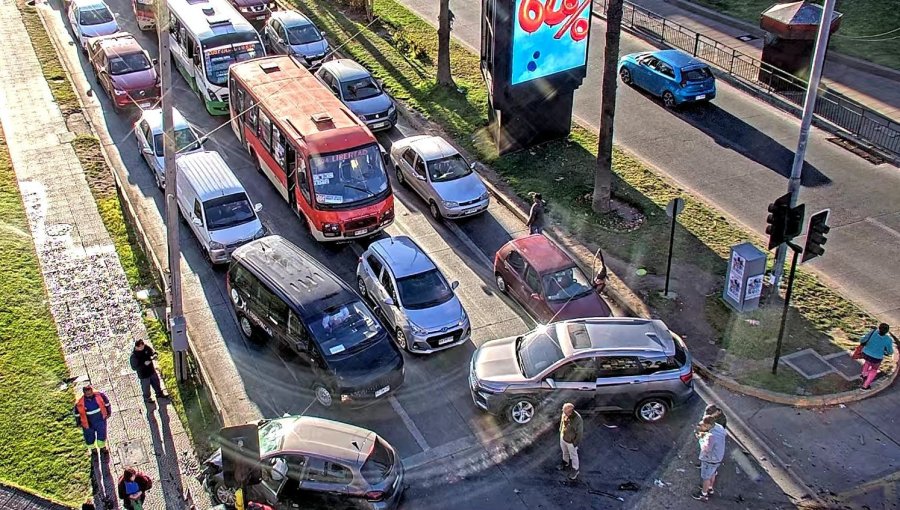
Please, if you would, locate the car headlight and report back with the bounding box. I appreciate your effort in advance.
[388,104,396,116]
[479,190,490,201]
[442,200,459,208]
[209,241,225,250]
[458,314,469,327]
[253,227,266,240]
[206,88,218,101]
[408,322,427,335]
[239,6,250,12]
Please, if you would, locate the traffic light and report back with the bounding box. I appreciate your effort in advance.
[802,209,830,263]
[786,203,805,240]
[766,193,791,250]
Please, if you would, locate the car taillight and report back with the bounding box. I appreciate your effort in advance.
[680,371,693,385]
[365,490,385,502]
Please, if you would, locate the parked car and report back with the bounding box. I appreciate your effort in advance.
[390,135,490,220]
[263,10,329,68]
[357,236,470,354]
[228,235,405,407]
[229,0,275,24]
[494,234,611,323]
[67,0,119,54]
[202,415,405,509]
[469,317,694,425]
[87,33,159,112]
[175,151,265,264]
[133,108,204,189]
[315,59,396,132]
[618,49,716,108]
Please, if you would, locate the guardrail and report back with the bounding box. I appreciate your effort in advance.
[593,0,900,163]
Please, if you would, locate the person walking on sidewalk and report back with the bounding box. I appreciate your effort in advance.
[117,467,152,510]
[73,385,112,455]
[130,339,169,404]
[526,193,546,235]
[693,415,726,501]
[859,323,894,390]
[558,402,583,480]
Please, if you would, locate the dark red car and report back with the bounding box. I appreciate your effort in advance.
[494,235,611,323]
[87,33,159,112]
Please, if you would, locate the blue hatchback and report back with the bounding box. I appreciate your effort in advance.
[618,49,716,107]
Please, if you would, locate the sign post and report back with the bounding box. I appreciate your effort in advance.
[663,197,684,297]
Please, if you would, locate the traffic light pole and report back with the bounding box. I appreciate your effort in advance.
[772,0,837,287]
[772,242,802,375]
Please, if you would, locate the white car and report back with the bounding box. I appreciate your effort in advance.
[134,108,204,189]
[390,135,490,220]
[67,0,119,54]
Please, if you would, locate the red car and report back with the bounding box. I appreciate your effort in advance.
[87,33,159,112]
[494,235,611,323]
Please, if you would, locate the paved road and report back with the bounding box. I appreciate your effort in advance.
[41,1,791,507]
[401,0,900,326]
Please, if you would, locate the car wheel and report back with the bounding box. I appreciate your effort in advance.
[635,398,669,423]
[429,201,442,221]
[357,277,369,300]
[212,481,236,506]
[662,91,677,109]
[395,328,409,351]
[619,67,632,85]
[495,273,508,293]
[506,398,536,425]
[314,384,334,407]
[395,165,405,186]
[238,314,257,341]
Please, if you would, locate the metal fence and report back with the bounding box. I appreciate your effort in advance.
[593,0,900,161]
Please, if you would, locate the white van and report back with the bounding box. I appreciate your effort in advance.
[176,151,265,264]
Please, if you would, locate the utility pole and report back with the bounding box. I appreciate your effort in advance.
[157,0,188,381]
[772,0,836,287]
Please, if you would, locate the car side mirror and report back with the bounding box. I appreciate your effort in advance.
[470,161,477,170]
[152,58,158,66]
[383,297,395,307]
[544,378,556,389]
[191,217,203,227]
[375,78,384,88]
[450,281,459,290]
[254,203,263,213]
[276,37,284,45]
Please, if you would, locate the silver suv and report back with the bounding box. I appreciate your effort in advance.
[357,236,470,354]
[469,318,693,425]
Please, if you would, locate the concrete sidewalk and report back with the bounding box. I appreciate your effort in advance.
[0,0,209,508]
[626,0,900,118]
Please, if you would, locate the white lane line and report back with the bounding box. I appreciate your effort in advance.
[401,435,480,470]
[866,217,900,241]
[389,395,430,452]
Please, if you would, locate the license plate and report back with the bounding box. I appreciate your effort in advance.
[372,121,388,129]
[354,228,368,236]
[139,102,151,108]
[438,336,454,345]
[375,385,390,397]
[255,14,266,20]
[464,207,479,215]
[696,94,706,100]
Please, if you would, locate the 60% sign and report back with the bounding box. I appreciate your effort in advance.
[518,0,591,41]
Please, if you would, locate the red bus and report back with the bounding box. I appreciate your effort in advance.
[228,56,394,241]
[132,0,155,30]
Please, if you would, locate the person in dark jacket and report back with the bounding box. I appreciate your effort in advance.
[73,385,112,455]
[526,193,546,235]
[558,402,583,480]
[117,467,152,510]
[130,339,169,403]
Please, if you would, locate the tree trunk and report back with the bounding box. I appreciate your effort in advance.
[437,0,455,87]
[592,0,624,214]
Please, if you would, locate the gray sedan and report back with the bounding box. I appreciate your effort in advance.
[390,135,490,220]
[262,10,329,68]
[315,59,397,132]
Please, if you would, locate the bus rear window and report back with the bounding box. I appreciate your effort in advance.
[360,438,393,484]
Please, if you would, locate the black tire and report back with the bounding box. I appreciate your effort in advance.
[505,398,537,425]
[211,480,236,506]
[495,273,508,294]
[237,313,262,343]
[395,328,409,351]
[619,66,632,85]
[357,277,369,301]
[662,91,677,109]
[314,383,334,407]
[429,201,442,221]
[395,165,405,186]
[635,397,670,423]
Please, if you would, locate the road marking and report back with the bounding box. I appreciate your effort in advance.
[401,435,480,470]
[866,217,900,241]
[388,395,430,452]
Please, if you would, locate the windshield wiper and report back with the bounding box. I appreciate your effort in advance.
[343,182,373,196]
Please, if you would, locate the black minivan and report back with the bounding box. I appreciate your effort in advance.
[227,235,404,407]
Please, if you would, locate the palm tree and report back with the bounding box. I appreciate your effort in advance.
[592,0,624,214]
[437,0,455,86]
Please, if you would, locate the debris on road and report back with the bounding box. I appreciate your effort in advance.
[617,482,640,491]
[589,489,625,501]
[603,423,618,429]
[654,479,670,488]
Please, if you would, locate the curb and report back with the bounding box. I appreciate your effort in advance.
[664,0,900,82]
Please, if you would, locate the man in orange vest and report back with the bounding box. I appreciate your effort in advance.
[73,385,112,455]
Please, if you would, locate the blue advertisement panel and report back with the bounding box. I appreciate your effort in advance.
[510,0,592,85]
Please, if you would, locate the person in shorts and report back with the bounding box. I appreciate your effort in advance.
[693,415,726,501]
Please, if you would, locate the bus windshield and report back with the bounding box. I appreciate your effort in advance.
[203,41,264,87]
[309,144,388,208]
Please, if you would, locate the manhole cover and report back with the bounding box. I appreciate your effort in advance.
[823,351,864,381]
[781,349,834,379]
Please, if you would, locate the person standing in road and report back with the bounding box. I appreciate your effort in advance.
[73,385,112,455]
[526,193,546,235]
[130,339,169,404]
[860,323,894,390]
[558,402,583,480]
[693,415,726,501]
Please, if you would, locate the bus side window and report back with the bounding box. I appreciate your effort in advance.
[297,158,310,202]
[273,126,285,167]
[246,103,258,131]
[236,88,245,115]
[169,14,178,40]
[259,112,272,150]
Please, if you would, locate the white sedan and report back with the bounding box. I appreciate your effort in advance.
[67,0,119,54]
[133,108,203,189]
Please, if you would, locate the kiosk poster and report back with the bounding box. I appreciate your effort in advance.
[745,275,763,300]
[726,252,746,302]
[511,0,592,85]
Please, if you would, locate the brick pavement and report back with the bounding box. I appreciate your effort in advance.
[0,0,210,508]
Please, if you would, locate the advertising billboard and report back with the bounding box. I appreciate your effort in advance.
[510,0,592,85]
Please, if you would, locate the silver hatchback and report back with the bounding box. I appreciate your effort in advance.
[469,318,694,425]
[315,59,397,132]
[357,236,470,354]
[390,135,490,220]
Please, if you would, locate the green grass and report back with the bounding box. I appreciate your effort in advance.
[19,2,80,115]
[297,0,880,393]
[692,0,900,70]
[0,130,90,505]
